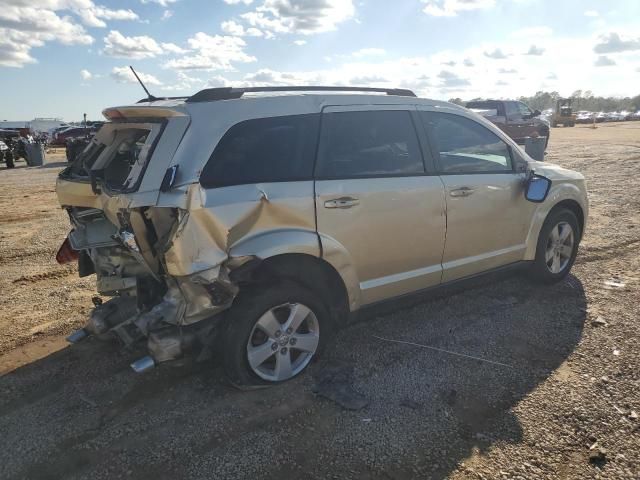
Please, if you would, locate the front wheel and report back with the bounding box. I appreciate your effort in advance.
[529,209,580,284]
[222,283,333,386]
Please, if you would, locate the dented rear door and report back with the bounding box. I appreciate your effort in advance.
[172,113,322,276]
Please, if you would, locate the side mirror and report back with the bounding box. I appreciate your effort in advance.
[525,173,551,203]
[533,109,541,116]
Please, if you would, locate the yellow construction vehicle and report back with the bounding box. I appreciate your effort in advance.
[551,98,576,127]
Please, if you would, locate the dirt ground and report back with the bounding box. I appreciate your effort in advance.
[0,125,639,480]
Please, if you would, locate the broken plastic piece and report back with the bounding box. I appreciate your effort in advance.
[66,329,88,343]
[131,356,155,373]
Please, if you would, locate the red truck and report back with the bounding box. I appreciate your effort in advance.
[466,100,550,148]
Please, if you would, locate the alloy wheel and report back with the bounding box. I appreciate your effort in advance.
[545,221,574,274]
[246,303,320,382]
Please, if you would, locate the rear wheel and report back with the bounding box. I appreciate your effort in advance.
[529,209,580,284]
[222,283,333,386]
[4,152,14,169]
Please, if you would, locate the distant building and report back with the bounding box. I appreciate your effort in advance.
[0,118,68,133]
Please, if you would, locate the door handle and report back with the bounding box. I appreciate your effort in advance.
[449,187,475,197]
[324,196,360,209]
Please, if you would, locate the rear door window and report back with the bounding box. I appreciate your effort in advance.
[422,112,513,174]
[200,114,320,188]
[315,110,424,178]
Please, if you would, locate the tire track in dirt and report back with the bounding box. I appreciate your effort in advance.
[578,237,640,264]
[12,267,76,284]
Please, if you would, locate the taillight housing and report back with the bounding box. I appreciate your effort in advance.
[56,236,79,264]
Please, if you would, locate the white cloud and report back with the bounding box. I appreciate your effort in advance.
[584,10,599,17]
[438,70,470,88]
[594,32,640,54]
[594,55,616,67]
[0,1,143,67]
[161,42,187,54]
[240,0,355,36]
[102,30,163,58]
[484,48,508,59]
[525,45,545,55]
[352,48,385,58]
[161,9,173,20]
[140,0,178,6]
[196,31,636,101]
[224,0,254,4]
[111,66,162,85]
[511,26,553,38]
[0,3,95,67]
[74,5,139,28]
[160,71,204,91]
[293,39,306,46]
[80,68,93,80]
[221,19,263,36]
[422,0,495,17]
[163,33,256,70]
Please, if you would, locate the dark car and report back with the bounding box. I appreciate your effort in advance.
[465,100,550,147]
[53,127,95,146]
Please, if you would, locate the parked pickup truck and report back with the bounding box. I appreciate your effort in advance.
[466,100,550,147]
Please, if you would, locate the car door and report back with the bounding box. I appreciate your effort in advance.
[516,102,538,137]
[315,106,446,306]
[418,109,535,283]
[504,101,528,142]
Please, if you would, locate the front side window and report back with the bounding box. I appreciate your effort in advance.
[200,114,320,188]
[422,112,512,174]
[505,101,519,117]
[316,110,424,178]
[517,102,533,117]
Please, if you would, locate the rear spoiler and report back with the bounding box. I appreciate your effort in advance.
[102,106,188,121]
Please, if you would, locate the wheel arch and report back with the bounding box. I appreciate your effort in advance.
[550,199,585,239]
[524,194,586,260]
[234,253,351,326]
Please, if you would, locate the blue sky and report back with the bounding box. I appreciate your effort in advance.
[1,0,639,121]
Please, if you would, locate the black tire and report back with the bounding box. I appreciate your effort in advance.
[222,282,334,386]
[540,130,550,150]
[5,153,15,169]
[529,209,580,284]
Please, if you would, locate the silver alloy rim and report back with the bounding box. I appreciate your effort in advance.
[246,303,320,382]
[545,221,574,274]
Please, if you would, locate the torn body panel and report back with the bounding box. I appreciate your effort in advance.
[59,176,320,366]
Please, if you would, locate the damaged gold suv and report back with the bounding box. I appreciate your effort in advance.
[56,86,588,385]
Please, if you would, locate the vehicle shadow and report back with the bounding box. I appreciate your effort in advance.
[0,273,586,479]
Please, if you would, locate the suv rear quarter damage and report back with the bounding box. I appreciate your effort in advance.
[57,104,324,368]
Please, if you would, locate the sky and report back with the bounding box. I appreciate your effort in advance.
[1,0,639,121]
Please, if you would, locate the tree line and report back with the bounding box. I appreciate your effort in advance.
[449,90,640,112]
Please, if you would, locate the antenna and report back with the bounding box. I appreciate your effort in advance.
[129,66,157,102]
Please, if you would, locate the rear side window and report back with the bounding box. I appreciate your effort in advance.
[200,114,320,188]
[422,112,512,174]
[316,110,424,179]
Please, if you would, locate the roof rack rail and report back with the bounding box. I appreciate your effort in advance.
[185,86,417,103]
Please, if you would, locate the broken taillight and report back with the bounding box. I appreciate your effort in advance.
[56,236,79,264]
